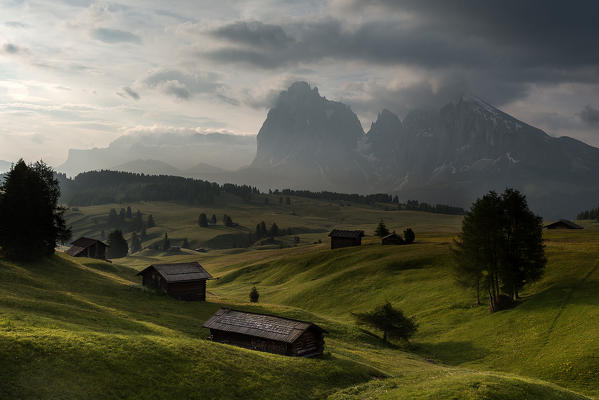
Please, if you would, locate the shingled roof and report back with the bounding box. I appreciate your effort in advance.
[328,229,365,239]
[71,237,107,249]
[545,219,584,229]
[203,309,326,343]
[137,262,213,283]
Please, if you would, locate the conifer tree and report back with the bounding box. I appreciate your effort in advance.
[249,286,259,303]
[106,230,128,258]
[0,160,71,260]
[198,213,208,227]
[147,214,156,228]
[375,220,390,237]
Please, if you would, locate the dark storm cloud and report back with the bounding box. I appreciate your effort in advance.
[580,105,599,127]
[2,43,20,54]
[91,28,141,44]
[212,21,295,49]
[206,2,599,106]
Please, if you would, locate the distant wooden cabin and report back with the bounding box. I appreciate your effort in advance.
[382,231,404,245]
[203,308,326,357]
[66,237,108,260]
[137,262,213,301]
[328,229,365,249]
[545,219,583,230]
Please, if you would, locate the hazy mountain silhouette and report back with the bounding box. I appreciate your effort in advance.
[58,131,255,177]
[57,82,599,218]
[244,82,599,217]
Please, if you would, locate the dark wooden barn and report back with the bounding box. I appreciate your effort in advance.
[328,229,365,249]
[545,219,583,230]
[203,308,326,357]
[66,237,108,260]
[382,231,404,245]
[137,262,213,301]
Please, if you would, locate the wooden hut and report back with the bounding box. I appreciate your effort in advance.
[328,229,364,249]
[66,237,108,260]
[203,308,326,357]
[137,262,213,301]
[382,231,404,245]
[544,219,583,230]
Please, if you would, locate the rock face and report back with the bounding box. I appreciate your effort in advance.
[249,82,368,191]
[250,83,599,217]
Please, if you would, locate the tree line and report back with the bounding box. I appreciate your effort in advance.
[60,170,259,206]
[576,207,599,220]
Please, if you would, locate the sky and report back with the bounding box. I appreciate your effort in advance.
[1,0,599,165]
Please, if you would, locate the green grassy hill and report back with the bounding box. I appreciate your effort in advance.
[119,227,599,399]
[5,198,599,399]
[64,196,463,251]
[1,249,592,400]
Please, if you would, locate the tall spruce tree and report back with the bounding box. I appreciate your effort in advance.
[453,189,546,311]
[106,230,128,258]
[130,232,142,253]
[198,213,208,227]
[0,160,71,260]
[375,220,390,237]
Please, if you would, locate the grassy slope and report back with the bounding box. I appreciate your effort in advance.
[0,254,383,399]
[64,196,462,251]
[119,225,599,399]
[8,197,599,399]
[0,253,590,400]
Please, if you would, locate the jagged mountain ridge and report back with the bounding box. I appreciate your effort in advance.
[248,81,370,191]
[248,83,599,217]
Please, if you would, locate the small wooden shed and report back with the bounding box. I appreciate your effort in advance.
[66,237,108,260]
[328,229,364,249]
[545,219,583,230]
[203,308,326,357]
[382,231,404,245]
[137,262,213,301]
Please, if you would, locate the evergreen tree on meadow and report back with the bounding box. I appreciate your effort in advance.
[130,232,142,253]
[162,232,170,251]
[119,208,126,223]
[126,206,132,219]
[0,160,71,260]
[133,210,143,231]
[249,286,259,303]
[198,213,208,227]
[108,208,118,226]
[269,222,279,237]
[106,230,128,258]
[403,228,415,244]
[453,189,546,311]
[255,221,268,239]
[353,303,417,343]
[375,220,390,237]
[210,214,217,225]
[147,214,156,228]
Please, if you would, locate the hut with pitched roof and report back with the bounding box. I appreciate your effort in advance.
[66,237,108,260]
[203,308,326,357]
[328,229,365,249]
[544,219,583,230]
[137,262,213,301]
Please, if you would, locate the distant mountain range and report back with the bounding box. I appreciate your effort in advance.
[58,132,255,177]
[243,82,599,218]
[57,82,599,218]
